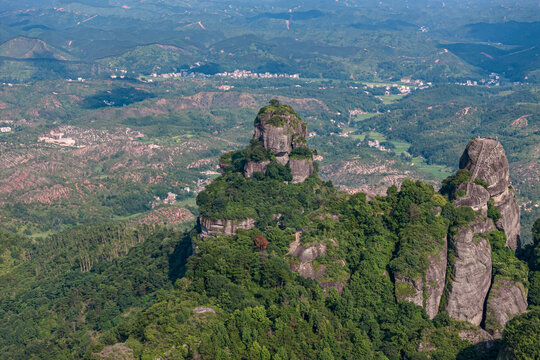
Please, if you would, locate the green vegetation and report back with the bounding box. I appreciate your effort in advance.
[389,181,449,281]
[521,218,540,306]
[441,169,472,197]
[474,178,490,189]
[487,200,503,223]
[0,159,535,360]
[502,307,540,360]
[196,171,327,225]
[289,147,313,160]
[488,231,528,282]
[255,100,301,128]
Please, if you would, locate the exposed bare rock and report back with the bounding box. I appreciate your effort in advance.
[97,343,135,360]
[290,158,314,184]
[492,189,521,250]
[458,328,494,345]
[244,160,270,178]
[446,218,494,326]
[459,138,510,197]
[394,236,447,319]
[395,276,423,307]
[458,137,521,249]
[287,231,346,292]
[288,232,327,279]
[485,276,528,339]
[454,183,490,213]
[425,238,447,319]
[254,123,292,163]
[458,328,496,356]
[199,217,255,238]
[253,104,306,163]
[193,307,216,314]
[251,101,311,172]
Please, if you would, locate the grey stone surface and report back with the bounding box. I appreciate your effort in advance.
[458,138,521,249]
[290,158,314,184]
[425,238,447,319]
[446,218,494,326]
[199,217,255,238]
[244,160,270,178]
[485,276,528,339]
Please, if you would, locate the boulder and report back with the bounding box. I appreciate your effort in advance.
[253,104,306,159]
[485,276,528,339]
[199,217,255,238]
[244,160,270,178]
[446,218,494,326]
[290,158,314,184]
[254,123,293,158]
[454,183,490,213]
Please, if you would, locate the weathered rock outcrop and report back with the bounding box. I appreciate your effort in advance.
[492,189,521,250]
[454,183,490,213]
[199,217,255,238]
[458,138,520,249]
[424,240,447,319]
[253,105,307,163]
[287,231,346,292]
[288,232,327,279]
[394,236,447,319]
[244,160,270,178]
[250,101,313,181]
[395,276,424,307]
[446,218,494,326]
[485,276,528,339]
[443,138,527,334]
[290,158,314,184]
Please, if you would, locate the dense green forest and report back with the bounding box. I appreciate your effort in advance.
[0,1,538,358]
[1,146,538,359]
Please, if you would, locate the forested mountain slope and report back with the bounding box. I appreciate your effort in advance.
[0,103,538,360]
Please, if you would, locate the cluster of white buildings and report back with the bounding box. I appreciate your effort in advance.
[147,69,300,81]
[215,69,300,79]
[457,74,500,87]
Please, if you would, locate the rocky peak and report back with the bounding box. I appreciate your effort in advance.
[253,99,308,165]
[455,137,520,249]
[442,137,527,334]
[459,137,510,197]
[244,100,314,182]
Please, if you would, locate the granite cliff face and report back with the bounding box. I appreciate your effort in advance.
[290,158,314,184]
[394,236,447,319]
[244,160,270,178]
[458,138,521,249]
[443,138,527,333]
[424,240,448,319]
[199,217,255,238]
[445,218,494,326]
[485,276,528,339]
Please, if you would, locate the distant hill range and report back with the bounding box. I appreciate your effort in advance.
[0,36,76,61]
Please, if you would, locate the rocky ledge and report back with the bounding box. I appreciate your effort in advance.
[199,217,255,238]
